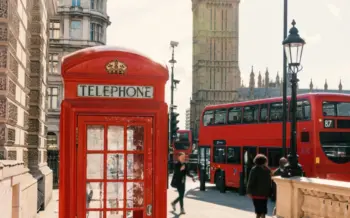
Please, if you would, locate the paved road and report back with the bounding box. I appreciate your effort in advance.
[38,180,275,218]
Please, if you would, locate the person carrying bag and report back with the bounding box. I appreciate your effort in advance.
[170,152,195,214]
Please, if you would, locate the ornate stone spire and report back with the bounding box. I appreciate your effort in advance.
[241,79,244,88]
[324,79,328,91]
[265,67,269,88]
[339,79,343,91]
[276,72,280,86]
[309,79,313,91]
[249,66,255,89]
[257,71,262,88]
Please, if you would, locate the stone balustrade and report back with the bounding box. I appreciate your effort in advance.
[273,176,350,218]
[0,160,38,218]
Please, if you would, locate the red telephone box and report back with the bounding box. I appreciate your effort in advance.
[59,46,168,218]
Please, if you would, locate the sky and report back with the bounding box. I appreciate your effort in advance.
[106,0,350,129]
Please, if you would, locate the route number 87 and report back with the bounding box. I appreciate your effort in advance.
[324,120,334,128]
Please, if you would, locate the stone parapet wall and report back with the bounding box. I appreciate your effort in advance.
[0,160,38,218]
[273,176,350,218]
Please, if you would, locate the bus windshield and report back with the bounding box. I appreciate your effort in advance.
[323,101,350,116]
[174,142,190,150]
[320,132,350,164]
[176,132,189,142]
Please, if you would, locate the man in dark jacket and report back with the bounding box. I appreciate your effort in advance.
[271,157,287,201]
[171,152,195,214]
[247,154,272,218]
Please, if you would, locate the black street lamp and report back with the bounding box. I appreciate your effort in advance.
[282,20,306,178]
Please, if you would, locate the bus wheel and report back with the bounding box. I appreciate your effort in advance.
[217,171,226,193]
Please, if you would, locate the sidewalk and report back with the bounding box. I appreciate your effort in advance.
[38,182,274,218]
[37,189,59,218]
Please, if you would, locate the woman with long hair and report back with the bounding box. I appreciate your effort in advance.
[246,154,272,218]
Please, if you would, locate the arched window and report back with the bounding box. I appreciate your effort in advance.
[47,132,58,149]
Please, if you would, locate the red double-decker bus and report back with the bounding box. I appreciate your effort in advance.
[198,93,350,192]
[173,130,198,171]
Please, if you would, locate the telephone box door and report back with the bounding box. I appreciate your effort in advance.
[77,116,153,218]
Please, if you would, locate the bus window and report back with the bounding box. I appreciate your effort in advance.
[289,100,311,121]
[320,132,350,164]
[267,148,283,168]
[323,102,336,116]
[214,109,227,125]
[228,107,242,124]
[270,102,283,122]
[323,101,350,116]
[243,105,258,124]
[304,101,311,119]
[203,110,214,126]
[227,147,241,164]
[259,104,268,123]
[337,102,350,116]
[213,147,226,163]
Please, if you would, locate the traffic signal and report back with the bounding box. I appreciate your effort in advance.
[171,112,179,140]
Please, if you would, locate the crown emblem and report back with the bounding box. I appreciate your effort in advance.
[105,59,127,74]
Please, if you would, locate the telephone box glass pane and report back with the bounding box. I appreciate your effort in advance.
[127,126,144,151]
[108,126,124,150]
[107,154,124,179]
[87,125,104,150]
[86,211,103,218]
[126,182,144,208]
[86,182,104,209]
[106,211,124,218]
[127,154,144,180]
[87,154,104,179]
[106,182,124,208]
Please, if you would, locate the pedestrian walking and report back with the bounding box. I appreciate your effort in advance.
[246,154,272,218]
[170,152,196,214]
[272,157,288,215]
[271,157,287,200]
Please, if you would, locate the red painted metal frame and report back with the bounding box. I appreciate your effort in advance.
[77,116,153,218]
[59,47,168,218]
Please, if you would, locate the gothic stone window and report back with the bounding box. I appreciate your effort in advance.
[47,132,58,149]
[90,23,104,42]
[48,87,59,109]
[49,53,59,74]
[49,21,60,39]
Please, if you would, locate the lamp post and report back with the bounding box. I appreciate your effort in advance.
[282,20,306,178]
[282,0,288,157]
[168,41,179,189]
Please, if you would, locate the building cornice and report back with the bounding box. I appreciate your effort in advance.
[57,6,111,25]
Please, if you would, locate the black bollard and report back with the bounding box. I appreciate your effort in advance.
[200,168,206,191]
[219,170,226,193]
[239,172,245,196]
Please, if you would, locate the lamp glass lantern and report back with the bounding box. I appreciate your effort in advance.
[283,20,306,68]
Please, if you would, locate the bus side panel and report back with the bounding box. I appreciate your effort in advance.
[223,164,241,188]
[297,123,315,177]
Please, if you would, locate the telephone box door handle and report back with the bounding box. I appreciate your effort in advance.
[146,204,152,216]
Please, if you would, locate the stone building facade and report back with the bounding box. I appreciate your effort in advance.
[190,0,241,137]
[238,66,350,100]
[185,108,190,130]
[0,0,57,215]
[47,0,110,149]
